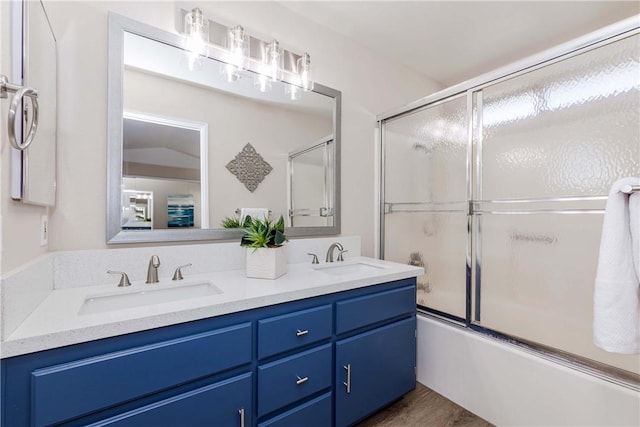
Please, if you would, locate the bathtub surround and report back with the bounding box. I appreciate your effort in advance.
[0,236,360,341]
[594,177,640,354]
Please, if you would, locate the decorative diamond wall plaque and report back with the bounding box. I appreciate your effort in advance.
[226,143,273,192]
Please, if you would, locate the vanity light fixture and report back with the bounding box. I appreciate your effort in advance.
[265,40,283,82]
[224,25,249,82]
[179,9,315,98]
[183,8,209,71]
[297,52,314,92]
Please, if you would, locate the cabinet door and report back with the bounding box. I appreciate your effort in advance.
[89,373,252,427]
[335,317,416,427]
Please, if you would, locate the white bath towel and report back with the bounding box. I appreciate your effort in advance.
[240,208,269,225]
[593,177,640,354]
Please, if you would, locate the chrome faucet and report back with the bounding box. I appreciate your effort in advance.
[325,242,344,263]
[146,255,161,284]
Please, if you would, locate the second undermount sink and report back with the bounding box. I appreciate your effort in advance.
[314,260,389,276]
[79,281,223,315]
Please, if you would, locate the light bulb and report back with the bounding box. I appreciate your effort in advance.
[183,8,208,70]
[296,52,314,91]
[228,25,248,70]
[266,40,282,82]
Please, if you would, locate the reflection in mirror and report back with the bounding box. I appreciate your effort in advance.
[107,13,341,243]
[122,112,208,229]
[122,190,153,229]
[288,137,334,227]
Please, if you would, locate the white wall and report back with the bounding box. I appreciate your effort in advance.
[0,1,50,275]
[417,315,640,427]
[0,1,439,273]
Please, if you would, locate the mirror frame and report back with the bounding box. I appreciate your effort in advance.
[107,13,341,244]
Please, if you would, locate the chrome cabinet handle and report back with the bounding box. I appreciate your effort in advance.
[296,375,309,385]
[1,75,39,151]
[343,364,351,394]
[296,329,309,337]
[238,408,245,427]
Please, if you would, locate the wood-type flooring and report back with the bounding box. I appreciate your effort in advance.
[356,383,494,427]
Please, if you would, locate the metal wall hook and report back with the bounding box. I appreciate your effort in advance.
[1,74,39,151]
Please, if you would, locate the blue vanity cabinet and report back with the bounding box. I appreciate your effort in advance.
[86,373,253,427]
[334,285,417,427]
[2,321,254,427]
[256,305,334,425]
[1,278,417,427]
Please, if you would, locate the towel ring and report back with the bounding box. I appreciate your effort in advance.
[1,74,39,151]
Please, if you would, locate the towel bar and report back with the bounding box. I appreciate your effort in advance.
[620,184,640,194]
[1,74,39,151]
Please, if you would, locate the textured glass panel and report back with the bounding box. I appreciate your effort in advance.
[479,213,639,375]
[385,95,468,203]
[481,34,640,200]
[384,212,467,318]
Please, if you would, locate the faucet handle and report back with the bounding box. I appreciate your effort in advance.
[307,253,319,264]
[337,249,349,262]
[172,263,192,281]
[107,270,131,287]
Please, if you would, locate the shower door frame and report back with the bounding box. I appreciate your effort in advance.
[377,16,640,388]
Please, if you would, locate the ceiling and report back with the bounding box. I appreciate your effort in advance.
[280,1,639,86]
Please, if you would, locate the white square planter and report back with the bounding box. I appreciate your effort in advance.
[245,246,288,279]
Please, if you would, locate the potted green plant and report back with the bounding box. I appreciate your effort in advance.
[241,215,288,279]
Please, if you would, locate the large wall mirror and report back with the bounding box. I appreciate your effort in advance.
[107,13,341,243]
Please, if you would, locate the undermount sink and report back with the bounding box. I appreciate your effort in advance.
[79,281,223,315]
[314,260,388,276]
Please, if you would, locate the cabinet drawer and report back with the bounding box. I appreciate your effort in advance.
[336,284,415,335]
[258,344,332,417]
[88,372,253,427]
[258,305,332,359]
[258,392,332,427]
[31,322,252,426]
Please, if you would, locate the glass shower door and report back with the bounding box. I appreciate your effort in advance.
[475,33,640,375]
[382,94,469,319]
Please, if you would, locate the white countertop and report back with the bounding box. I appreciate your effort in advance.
[1,257,423,358]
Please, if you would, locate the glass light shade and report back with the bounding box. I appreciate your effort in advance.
[296,52,314,91]
[222,25,248,82]
[228,25,249,70]
[183,8,209,71]
[265,40,283,82]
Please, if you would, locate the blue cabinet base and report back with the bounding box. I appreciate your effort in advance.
[1,278,416,427]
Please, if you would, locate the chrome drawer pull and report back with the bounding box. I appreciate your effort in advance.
[296,329,309,337]
[239,408,245,427]
[296,375,309,385]
[343,364,351,394]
